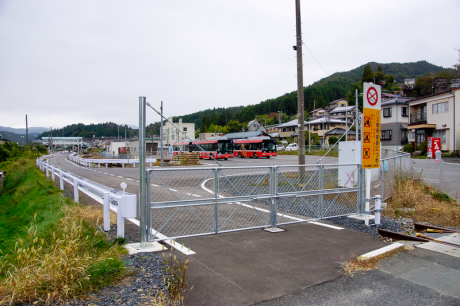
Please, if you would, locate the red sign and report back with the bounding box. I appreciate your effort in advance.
[427,137,441,158]
[367,87,378,106]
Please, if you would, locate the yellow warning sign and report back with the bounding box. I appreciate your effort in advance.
[362,108,381,168]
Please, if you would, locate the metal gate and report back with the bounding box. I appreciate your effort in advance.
[146,164,360,241]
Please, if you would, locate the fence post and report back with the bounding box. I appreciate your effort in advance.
[375,195,381,225]
[213,168,219,233]
[73,178,79,203]
[270,166,278,228]
[59,171,64,190]
[319,165,324,219]
[381,160,385,200]
[399,156,402,179]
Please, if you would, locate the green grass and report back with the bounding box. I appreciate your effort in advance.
[0,158,128,304]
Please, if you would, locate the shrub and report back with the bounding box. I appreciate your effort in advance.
[418,140,427,155]
[403,142,414,153]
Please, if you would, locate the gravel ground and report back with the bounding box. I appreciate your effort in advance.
[327,215,415,238]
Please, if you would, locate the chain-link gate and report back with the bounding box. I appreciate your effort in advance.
[146,164,360,241]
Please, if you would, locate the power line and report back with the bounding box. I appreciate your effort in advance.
[302,41,328,76]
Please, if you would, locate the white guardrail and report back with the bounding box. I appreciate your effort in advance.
[37,154,136,238]
[37,153,195,255]
[69,153,157,168]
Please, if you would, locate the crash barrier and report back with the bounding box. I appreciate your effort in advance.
[36,154,136,238]
[69,153,156,168]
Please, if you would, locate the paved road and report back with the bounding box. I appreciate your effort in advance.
[411,158,460,200]
[47,154,460,305]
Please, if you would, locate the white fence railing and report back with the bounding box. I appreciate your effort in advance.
[69,153,156,168]
[37,154,136,238]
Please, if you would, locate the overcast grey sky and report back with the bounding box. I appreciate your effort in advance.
[1,0,459,129]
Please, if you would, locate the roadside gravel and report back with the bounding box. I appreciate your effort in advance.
[327,215,415,237]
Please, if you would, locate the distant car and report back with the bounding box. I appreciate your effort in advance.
[285,143,298,151]
[276,144,285,151]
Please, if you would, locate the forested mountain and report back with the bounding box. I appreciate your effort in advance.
[30,61,456,140]
[172,60,455,129]
[0,131,41,144]
[37,122,138,139]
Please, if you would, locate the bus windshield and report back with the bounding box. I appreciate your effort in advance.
[263,141,276,152]
[218,141,233,154]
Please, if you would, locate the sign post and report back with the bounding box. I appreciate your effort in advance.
[362,83,381,225]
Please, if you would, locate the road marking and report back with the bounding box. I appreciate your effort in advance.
[186,193,201,197]
[103,173,108,174]
[169,188,178,192]
[151,184,160,187]
[117,176,124,178]
[110,174,115,176]
[126,178,134,181]
[307,221,344,230]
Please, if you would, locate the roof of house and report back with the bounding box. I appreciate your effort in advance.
[309,107,326,114]
[224,131,269,139]
[247,119,260,127]
[325,128,356,136]
[328,98,347,105]
[306,117,347,124]
[407,87,460,103]
[329,105,357,113]
[276,119,309,128]
[381,97,412,106]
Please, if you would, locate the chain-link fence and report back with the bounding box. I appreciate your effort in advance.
[144,150,411,241]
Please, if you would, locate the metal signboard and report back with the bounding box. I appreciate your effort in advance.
[427,137,441,158]
[362,83,381,169]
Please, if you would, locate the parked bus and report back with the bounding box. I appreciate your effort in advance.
[233,138,277,158]
[172,139,234,160]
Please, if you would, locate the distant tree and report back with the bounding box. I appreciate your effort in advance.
[374,66,384,84]
[361,64,374,83]
[328,136,339,145]
[200,114,211,133]
[217,112,227,126]
[210,108,217,125]
[227,120,244,133]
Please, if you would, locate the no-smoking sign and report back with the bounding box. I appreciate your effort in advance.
[367,87,378,106]
[363,82,381,110]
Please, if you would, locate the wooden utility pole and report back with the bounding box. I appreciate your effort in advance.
[295,0,305,165]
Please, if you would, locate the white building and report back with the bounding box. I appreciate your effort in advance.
[163,118,195,146]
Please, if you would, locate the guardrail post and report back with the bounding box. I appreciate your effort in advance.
[118,194,137,238]
[51,167,55,181]
[319,165,324,219]
[106,163,108,168]
[117,205,124,238]
[59,171,64,190]
[46,163,49,177]
[73,178,79,203]
[103,193,110,231]
[213,168,219,233]
[375,195,382,225]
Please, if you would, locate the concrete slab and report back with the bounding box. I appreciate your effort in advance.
[179,221,387,306]
[418,233,460,258]
[124,242,166,255]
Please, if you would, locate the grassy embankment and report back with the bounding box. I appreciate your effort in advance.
[383,176,460,228]
[0,158,127,304]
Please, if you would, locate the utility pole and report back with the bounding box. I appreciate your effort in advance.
[295,0,305,165]
[25,114,28,145]
[118,126,119,142]
[160,101,164,167]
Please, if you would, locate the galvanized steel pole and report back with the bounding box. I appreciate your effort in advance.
[139,96,148,246]
[160,101,164,167]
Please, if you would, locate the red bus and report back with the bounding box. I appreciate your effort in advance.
[233,138,277,158]
[172,139,234,160]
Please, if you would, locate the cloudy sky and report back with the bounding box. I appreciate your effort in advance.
[1,0,459,129]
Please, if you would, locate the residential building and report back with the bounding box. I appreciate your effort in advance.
[305,117,349,145]
[407,88,460,152]
[328,98,348,110]
[247,119,266,132]
[277,119,309,141]
[126,137,162,155]
[199,132,224,140]
[309,108,328,119]
[163,118,195,146]
[380,97,412,151]
[325,128,356,143]
[328,105,362,124]
[265,124,280,139]
[405,78,416,89]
